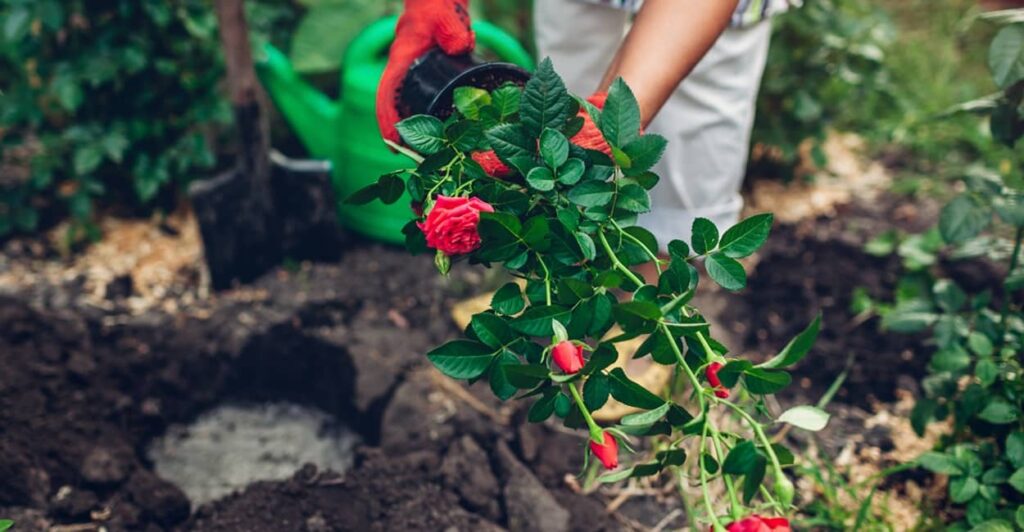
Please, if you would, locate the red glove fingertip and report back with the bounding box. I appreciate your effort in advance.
[587,91,608,109]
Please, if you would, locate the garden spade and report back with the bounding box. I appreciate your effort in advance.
[189,0,341,290]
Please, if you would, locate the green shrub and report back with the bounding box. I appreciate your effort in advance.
[0,0,295,240]
[753,0,897,176]
[864,17,1024,530]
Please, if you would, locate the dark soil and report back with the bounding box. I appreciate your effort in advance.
[0,191,956,531]
[717,195,938,409]
[0,243,624,531]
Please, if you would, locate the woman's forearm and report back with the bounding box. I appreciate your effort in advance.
[598,0,739,126]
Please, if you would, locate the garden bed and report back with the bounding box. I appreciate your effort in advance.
[0,190,945,531]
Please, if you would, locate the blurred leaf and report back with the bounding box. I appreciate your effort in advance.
[289,1,385,72]
[989,24,1024,89]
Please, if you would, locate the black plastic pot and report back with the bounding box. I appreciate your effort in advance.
[398,48,531,120]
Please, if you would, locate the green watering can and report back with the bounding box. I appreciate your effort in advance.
[256,16,534,244]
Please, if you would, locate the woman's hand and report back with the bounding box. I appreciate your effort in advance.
[376,0,475,143]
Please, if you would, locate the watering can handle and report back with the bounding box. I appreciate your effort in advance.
[344,16,534,71]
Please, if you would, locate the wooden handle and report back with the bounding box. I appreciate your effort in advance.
[215,0,258,107]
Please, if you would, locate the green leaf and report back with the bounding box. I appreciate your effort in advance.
[691,218,719,254]
[526,167,556,192]
[970,519,1014,532]
[453,86,491,119]
[778,405,830,431]
[621,134,667,174]
[583,373,610,410]
[504,364,552,389]
[951,476,980,503]
[968,332,994,357]
[446,120,484,151]
[492,282,526,315]
[994,194,1024,227]
[289,1,385,73]
[521,216,550,249]
[510,305,569,336]
[918,451,964,475]
[600,78,641,148]
[344,182,380,205]
[620,402,671,426]
[73,146,104,176]
[520,58,572,137]
[426,340,495,380]
[989,24,1024,88]
[744,368,791,394]
[598,467,635,483]
[978,399,1019,424]
[613,301,662,334]
[939,195,991,245]
[568,181,614,207]
[631,461,664,477]
[657,449,687,467]
[934,279,967,312]
[616,184,651,213]
[396,115,445,154]
[557,158,586,185]
[722,441,759,475]
[706,253,746,291]
[882,302,938,333]
[0,520,11,532]
[491,84,522,118]
[3,6,30,41]
[486,123,533,161]
[540,128,570,169]
[759,314,821,369]
[1009,468,1024,494]
[1007,432,1024,468]
[608,367,664,409]
[489,351,520,400]
[583,343,618,373]
[528,389,558,422]
[470,313,514,349]
[719,214,773,258]
[743,457,767,503]
[575,232,596,261]
[376,174,406,204]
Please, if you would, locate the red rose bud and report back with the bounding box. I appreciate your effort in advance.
[417,195,494,256]
[706,361,730,399]
[551,340,585,374]
[718,515,791,532]
[470,150,511,178]
[589,430,619,470]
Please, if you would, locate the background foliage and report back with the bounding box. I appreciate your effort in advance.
[0,0,296,240]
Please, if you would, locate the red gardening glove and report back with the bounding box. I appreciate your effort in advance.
[377,0,475,144]
[571,92,611,156]
[471,150,511,178]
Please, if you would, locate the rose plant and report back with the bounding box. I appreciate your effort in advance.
[351,59,825,530]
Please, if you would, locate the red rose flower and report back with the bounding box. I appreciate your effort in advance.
[717,515,791,532]
[551,340,585,374]
[589,430,619,470]
[470,150,511,178]
[706,361,730,399]
[417,195,494,256]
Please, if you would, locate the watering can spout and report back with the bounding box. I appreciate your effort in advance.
[255,43,341,159]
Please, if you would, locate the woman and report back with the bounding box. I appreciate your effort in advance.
[376,0,795,246]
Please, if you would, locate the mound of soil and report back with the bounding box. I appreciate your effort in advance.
[0,245,621,531]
